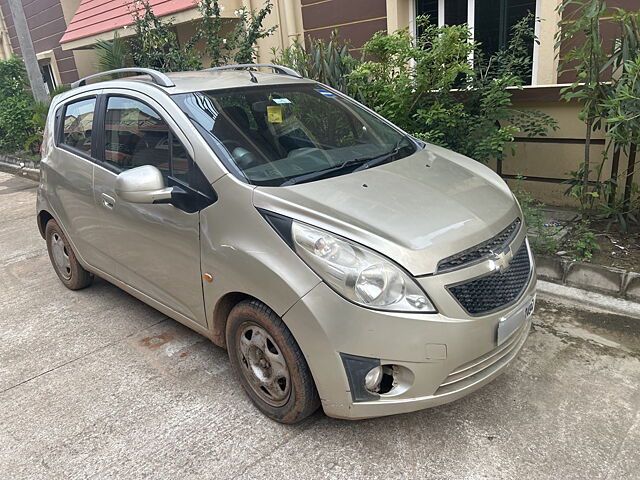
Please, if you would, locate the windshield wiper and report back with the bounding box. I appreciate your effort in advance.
[351,139,407,173]
[280,157,365,186]
[280,138,411,187]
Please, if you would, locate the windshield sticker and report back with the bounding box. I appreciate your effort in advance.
[267,105,283,123]
[272,98,291,104]
[315,89,335,98]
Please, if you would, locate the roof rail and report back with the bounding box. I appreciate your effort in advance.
[204,63,302,78]
[71,68,175,89]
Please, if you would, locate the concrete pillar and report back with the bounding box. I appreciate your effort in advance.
[386,0,411,33]
[534,0,562,86]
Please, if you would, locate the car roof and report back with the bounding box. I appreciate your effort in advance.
[62,69,316,99]
[163,70,316,93]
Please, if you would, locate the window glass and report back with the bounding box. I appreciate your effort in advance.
[174,84,416,186]
[444,0,467,26]
[61,98,95,155]
[104,97,173,176]
[475,0,536,60]
[415,0,536,83]
[416,0,438,25]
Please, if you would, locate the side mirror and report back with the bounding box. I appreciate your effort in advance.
[115,165,173,204]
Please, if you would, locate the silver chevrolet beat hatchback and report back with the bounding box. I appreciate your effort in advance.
[37,65,536,423]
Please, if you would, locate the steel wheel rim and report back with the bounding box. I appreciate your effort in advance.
[51,233,72,280]
[236,323,291,407]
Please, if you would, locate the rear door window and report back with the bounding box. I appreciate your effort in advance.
[61,98,96,156]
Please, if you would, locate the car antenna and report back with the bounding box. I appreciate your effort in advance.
[248,69,258,83]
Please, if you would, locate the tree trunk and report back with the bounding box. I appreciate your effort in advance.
[6,0,48,103]
[583,115,594,213]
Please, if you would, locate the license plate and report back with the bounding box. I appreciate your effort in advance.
[497,295,535,345]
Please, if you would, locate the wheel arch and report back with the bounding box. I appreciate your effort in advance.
[210,292,298,350]
[210,292,253,348]
[37,209,54,239]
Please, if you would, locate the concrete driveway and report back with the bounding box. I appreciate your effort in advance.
[1,171,639,480]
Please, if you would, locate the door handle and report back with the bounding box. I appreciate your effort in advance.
[101,193,115,210]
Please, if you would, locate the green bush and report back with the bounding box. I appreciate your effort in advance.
[0,56,35,153]
[275,16,556,165]
[129,1,201,72]
[567,221,601,261]
[272,32,358,94]
[513,177,561,255]
[347,15,556,164]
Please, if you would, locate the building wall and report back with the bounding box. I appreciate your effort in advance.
[57,0,300,72]
[59,0,95,81]
[557,0,638,83]
[300,0,387,49]
[0,0,79,84]
[496,88,638,207]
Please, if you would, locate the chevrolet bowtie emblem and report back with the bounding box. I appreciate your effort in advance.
[490,248,514,274]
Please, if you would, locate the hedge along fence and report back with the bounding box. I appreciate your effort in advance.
[0,57,37,154]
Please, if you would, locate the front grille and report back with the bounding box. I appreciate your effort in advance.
[447,242,531,315]
[434,318,530,396]
[437,218,521,273]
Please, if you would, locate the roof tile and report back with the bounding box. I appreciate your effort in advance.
[60,0,197,44]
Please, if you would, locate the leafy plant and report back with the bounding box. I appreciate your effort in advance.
[596,184,639,231]
[23,101,50,154]
[600,9,640,228]
[228,2,277,64]
[0,56,35,153]
[346,15,556,164]
[513,177,561,255]
[556,0,610,214]
[94,31,130,73]
[186,0,277,67]
[562,161,605,212]
[272,32,358,93]
[567,221,601,261]
[602,9,640,147]
[128,0,201,72]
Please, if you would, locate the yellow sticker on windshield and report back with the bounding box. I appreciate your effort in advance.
[267,105,283,123]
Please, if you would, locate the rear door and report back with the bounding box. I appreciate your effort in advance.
[91,91,214,327]
[47,94,103,267]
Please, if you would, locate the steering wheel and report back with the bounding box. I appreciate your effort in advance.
[286,147,319,158]
[222,139,244,153]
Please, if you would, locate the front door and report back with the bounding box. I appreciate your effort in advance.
[92,93,211,327]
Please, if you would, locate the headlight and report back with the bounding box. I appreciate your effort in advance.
[291,221,436,312]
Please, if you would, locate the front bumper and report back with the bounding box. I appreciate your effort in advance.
[282,253,536,420]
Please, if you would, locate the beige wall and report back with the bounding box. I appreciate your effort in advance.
[0,7,11,60]
[501,99,638,207]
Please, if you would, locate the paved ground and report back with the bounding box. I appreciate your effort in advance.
[1,170,639,480]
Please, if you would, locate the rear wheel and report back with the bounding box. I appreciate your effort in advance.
[226,300,320,423]
[45,219,93,290]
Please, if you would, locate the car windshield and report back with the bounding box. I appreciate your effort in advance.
[172,84,417,186]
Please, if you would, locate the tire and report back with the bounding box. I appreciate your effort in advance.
[226,299,320,424]
[45,219,94,290]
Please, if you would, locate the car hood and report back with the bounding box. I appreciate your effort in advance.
[253,144,522,276]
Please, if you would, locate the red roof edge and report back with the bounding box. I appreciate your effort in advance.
[61,0,198,45]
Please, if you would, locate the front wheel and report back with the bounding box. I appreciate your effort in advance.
[226,300,320,424]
